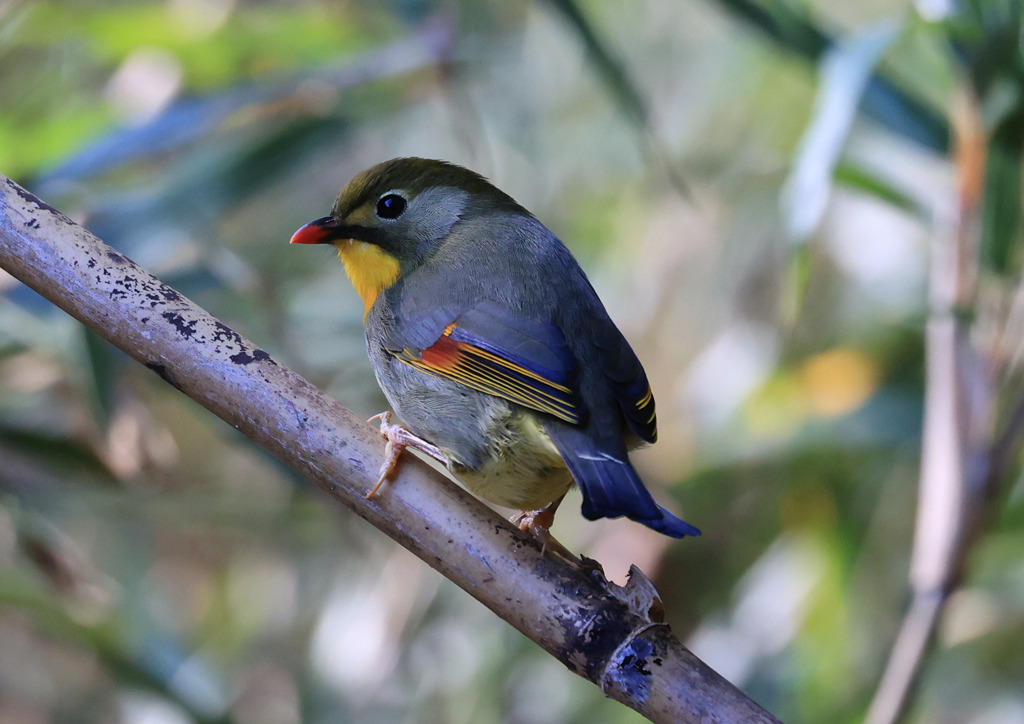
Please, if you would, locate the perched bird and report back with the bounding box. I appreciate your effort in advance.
[291,158,699,539]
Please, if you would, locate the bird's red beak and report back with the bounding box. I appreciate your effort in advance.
[290,216,344,245]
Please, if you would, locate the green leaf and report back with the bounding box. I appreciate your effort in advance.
[782,242,816,324]
[981,112,1024,274]
[711,0,828,59]
[82,325,120,429]
[834,161,919,213]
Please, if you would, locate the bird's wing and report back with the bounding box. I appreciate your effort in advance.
[592,319,657,444]
[386,300,587,425]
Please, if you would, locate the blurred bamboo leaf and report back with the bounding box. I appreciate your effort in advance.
[0,341,26,362]
[36,21,455,187]
[0,425,115,482]
[711,0,949,151]
[943,0,1024,275]
[945,0,1023,96]
[0,499,233,722]
[0,570,231,724]
[83,326,121,429]
[541,0,649,127]
[541,0,691,195]
[782,243,815,326]
[834,160,919,213]
[712,0,828,58]
[782,21,901,242]
[982,117,1024,273]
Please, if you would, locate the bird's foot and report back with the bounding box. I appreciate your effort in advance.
[511,496,580,566]
[513,506,558,535]
[365,412,447,499]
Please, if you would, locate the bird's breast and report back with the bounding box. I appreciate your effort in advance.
[452,411,574,511]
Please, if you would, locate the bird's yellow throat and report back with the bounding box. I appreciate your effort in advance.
[335,240,401,318]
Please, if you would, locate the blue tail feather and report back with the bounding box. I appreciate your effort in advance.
[546,429,700,538]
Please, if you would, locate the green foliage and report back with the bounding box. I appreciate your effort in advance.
[3,1,1024,723]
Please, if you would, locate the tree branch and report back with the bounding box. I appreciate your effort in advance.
[0,174,780,724]
[864,89,1015,724]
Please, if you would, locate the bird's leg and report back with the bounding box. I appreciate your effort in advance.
[511,495,580,566]
[366,412,447,498]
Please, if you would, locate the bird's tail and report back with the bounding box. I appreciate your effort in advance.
[545,427,700,538]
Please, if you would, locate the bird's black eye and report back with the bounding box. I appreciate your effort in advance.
[375,193,407,219]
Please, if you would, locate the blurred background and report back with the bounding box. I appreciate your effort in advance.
[2,0,1023,722]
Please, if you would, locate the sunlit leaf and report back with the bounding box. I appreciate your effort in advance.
[782,21,901,242]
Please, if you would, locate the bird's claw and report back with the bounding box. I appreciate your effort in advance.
[513,507,558,536]
[511,496,580,566]
[365,412,446,499]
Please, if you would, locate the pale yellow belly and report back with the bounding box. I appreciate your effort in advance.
[449,414,574,511]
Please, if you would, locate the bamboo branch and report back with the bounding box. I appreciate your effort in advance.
[0,174,780,724]
[864,90,1012,724]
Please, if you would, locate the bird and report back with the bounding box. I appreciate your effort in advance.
[290,158,699,540]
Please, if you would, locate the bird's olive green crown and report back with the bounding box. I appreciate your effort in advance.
[331,157,529,221]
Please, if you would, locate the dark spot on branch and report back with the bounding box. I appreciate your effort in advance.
[24,218,40,229]
[107,250,128,264]
[558,597,634,681]
[607,638,659,699]
[162,311,197,339]
[146,362,182,391]
[621,651,652,677]
[229,348,273,366]
[9,179,64,218]
[213,321,243,345]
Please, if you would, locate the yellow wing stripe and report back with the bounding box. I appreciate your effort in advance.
[636,385,656,424]
[637,386,653,409]
[401,352,581,424]
[405,357,578,419]
[452,353,575,408]
[456,343,576,395]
